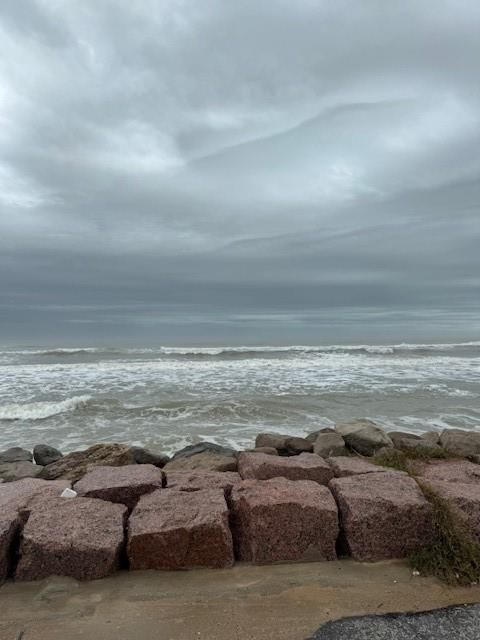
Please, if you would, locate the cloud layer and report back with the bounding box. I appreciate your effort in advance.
[1,1,479,344]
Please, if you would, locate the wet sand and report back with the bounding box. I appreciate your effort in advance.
[1,560,480,640]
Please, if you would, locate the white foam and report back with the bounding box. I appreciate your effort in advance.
[0,395,92,420]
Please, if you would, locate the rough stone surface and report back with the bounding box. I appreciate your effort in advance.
[0,507,20,583]
[39,443,136,481]
[284,436,313,454]
[421,431,441,445]
[0,461,43,483]
[0,447,32,464]
[229,478,338,563]
[165,470,241,496]
[389,431,442,453]
[246,447,279,455]
[164,448,237,472]
[439,429,480,458]
[129,446,170,468]
[335,420,393,456]
[418,459,480,484]
[74,464,164,509]
[128,489,233,570]
[33,444,63,466]
[0,477,70,513]
[306,428,336,442]
[16,497,127,581]
[172,441,237,460]
[425,480,480,539]
[326,456,387,478]
[238,452,334,485]
[254,433,313,454]
[313,433,347,458]
[255,433,291,451]
[329,471,433,561]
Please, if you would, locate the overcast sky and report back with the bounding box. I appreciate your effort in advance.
[1,1,479,345]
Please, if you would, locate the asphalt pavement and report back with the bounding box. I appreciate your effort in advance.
[310,604,480,639]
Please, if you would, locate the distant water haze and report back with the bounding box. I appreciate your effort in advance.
[1,342,479,454]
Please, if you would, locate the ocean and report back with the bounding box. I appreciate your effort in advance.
[1,342,479,455]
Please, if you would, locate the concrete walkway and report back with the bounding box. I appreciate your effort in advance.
[1,560,480,640]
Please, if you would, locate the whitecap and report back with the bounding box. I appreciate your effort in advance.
[0,395,92,421]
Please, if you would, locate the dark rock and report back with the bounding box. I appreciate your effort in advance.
[335,420,393,456]
[0,461,42,483]
[421,431,441,445]
[238,452,333,485]
[306,428,336,443]
[74,464,164,509]
[329,471,433,561]
[33,444,63,466]
[389,431,442,453]
[172,441,237,460]
[0,507,20,583]
[128,489,233,570]
[165,443,237,472]
[245,447,279,455]
[0,447,32,464]
[284,436,313,454]
[229,478,338,563]
[39,443,136,482]
[326,456,387,478]
[439,429,480,458]
[16,497,127,581]
[313,433,347,458]
[129,446,170,468]
[255,433,291,451]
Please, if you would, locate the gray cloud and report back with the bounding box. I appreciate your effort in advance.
[1,0,479,344]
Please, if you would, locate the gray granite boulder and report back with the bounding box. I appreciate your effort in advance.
[313,432,347,458]
[254,433,313,454]
[33,444,63,466]
[165,442,237,472]
[129,446,170,468]
[389,431,442,453]
[335,420,393,456]
[306,428,336,442]
[0,461,42,483]
[0,447,32,464]
[439,429,480,458]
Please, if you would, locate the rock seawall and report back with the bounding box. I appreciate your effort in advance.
[1,425,480,582]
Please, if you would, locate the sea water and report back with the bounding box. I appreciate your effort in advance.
[1,342,479,454]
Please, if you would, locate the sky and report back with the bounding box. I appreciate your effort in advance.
[1,0,480,345]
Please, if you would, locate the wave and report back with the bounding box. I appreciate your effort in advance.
[0,395,92,421]
[157,341,480,357]
[1,341,479,362]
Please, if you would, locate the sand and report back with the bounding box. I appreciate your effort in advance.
[1,560,480,639]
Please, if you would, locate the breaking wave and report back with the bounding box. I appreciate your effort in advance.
[0,395,92,421]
